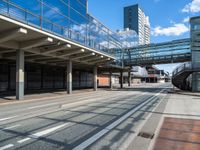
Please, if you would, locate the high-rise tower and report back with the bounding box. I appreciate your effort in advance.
[124,4,150,45]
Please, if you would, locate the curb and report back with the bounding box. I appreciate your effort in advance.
[168,90,200,97]
[0,90,98,106]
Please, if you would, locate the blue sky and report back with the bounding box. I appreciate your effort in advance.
[88,0,200,73]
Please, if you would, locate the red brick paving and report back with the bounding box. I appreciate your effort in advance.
[154,117,200,150]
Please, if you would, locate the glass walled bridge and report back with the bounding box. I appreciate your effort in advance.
[0,0,122,62]
[123,38,191,66]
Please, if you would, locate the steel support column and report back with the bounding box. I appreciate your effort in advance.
[109,71,113,89]
[128,71,131,87]
[93,66,97,91]
[120,71,123,88]
[16,49,24,100]
[67,59,72,94]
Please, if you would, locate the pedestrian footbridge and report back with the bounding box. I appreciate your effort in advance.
[124,38,191,66]
[123,16,200,92]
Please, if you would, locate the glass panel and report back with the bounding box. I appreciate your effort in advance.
[0,0,123,58]
[10,0,40,15]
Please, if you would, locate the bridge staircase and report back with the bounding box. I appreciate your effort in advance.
[172,62,200,91]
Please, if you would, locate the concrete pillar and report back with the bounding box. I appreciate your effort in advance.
[109,71,112,89]
[16,49,24,100]
[67,59,72,94]
[93,66,97,91]
[191,44,200,92]
[192,52,200,92]
[120,71,123,88]
[192,73,200,92]
[191,17,200,92]
[128,71,131,87]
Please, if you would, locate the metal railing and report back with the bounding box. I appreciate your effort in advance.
[172,62,192,77]
[172,60,200,77]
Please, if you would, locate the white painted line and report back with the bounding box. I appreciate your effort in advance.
[73,89,165,150]
[17,123,69,144]
[28,103,58,109]
[17,138,30,144]
[4,124,21,130]
[0,116,17,122]
[0,144,14,150]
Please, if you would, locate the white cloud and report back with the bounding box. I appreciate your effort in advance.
[183,17,190,23]
[182,0,200,13]
[152,23,189,36]
[117,29,138,48]
[170,20,176,24]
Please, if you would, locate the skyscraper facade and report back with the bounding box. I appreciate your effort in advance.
[124,4,150,45]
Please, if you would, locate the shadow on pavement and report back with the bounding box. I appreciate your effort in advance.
[0,92,162,149]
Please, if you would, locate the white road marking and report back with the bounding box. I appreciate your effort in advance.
[73,89,165,150]
[3,124,21,130]
[0,116,17,122]
[17,123,69,144]
[17,138,30,144]
[28,103,58,109]
[0,144,14,150]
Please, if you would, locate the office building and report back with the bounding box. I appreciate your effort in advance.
[124,4,150,45]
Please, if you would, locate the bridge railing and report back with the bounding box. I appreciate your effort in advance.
[172,62,192,77]
[172,61,200,77]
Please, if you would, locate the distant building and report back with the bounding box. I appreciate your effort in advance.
[123,66,148,84]
[145,66,170,83]
[124,4,150,45]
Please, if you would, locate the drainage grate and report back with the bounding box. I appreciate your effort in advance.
[137,132,154,139]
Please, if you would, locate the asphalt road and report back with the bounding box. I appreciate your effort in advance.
[0,83,170,150]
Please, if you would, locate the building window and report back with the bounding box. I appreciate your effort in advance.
[129,24,132,29]
[128,9,132,16]
[129,17,132,22]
